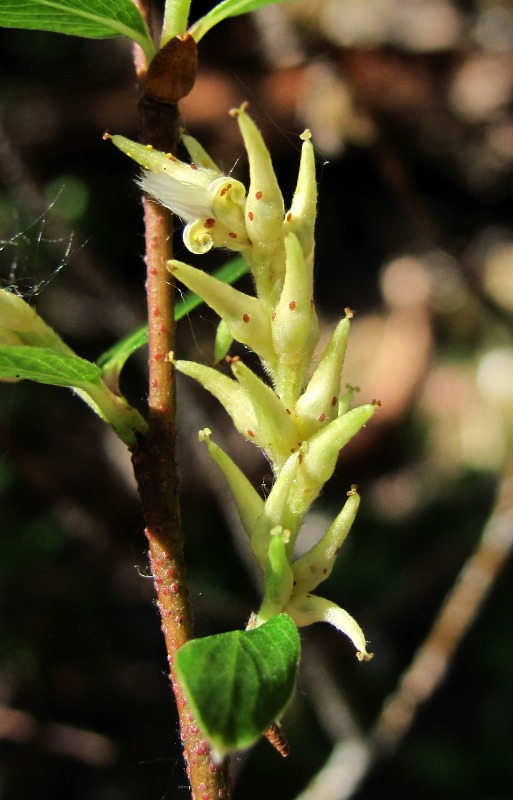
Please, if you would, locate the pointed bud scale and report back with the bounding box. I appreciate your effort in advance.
[168,259,275,366]
[230,359,299,468]
[291,489,360,596]
[230,105,285,258]
[271,233,319,407]
[213,320,233,364]
[294,315,351,439]
[199,429,264,538]
[285,593,373,661]
[257,527,294,624]
[284,131,317,262]
[174,359,261,447]
[291,403,377,520]
[181,132,221,171]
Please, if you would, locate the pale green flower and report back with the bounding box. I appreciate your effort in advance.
[109,107,375,661]
[106,132,249,254]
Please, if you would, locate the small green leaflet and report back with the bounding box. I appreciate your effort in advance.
[0,345,102,388]
[189,0,293,42]
[0,0,155,61]
[175,614,300,756]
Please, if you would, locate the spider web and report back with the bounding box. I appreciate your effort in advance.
[0,197,77,299]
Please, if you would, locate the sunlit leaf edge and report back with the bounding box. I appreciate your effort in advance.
[0,0,155,60]
[0,345,102,388]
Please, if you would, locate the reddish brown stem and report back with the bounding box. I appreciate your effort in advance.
[131,189,231,800]
[128,4,231,797]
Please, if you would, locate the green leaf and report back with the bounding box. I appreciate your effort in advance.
[97,255,248,385]
[175,614,300,756]
[0,345,102,388]
[0,0,156,61]
[96,323,148,379]
[189,0,292,42]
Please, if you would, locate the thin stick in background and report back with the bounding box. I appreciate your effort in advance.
[296,463,513,800]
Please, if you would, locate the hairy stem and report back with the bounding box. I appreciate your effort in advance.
[132,198,230,799]
[129,2,231,797]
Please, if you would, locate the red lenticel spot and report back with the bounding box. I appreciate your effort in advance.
[242,313,250,323]
[255,191,263,199]
[289,300,296,310]
[248,211,254,221]
[247,429,255,437]
[229,232,237,238]
[332,396,337,406]
[204,218,215,228]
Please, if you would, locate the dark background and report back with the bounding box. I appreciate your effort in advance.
[1,1,513,798]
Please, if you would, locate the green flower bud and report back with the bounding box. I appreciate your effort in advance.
[271,232,319,407]
[258,526,294,624]
[284,130,317,263]
[294,314,351,440]
[285,593,373,661]
[213,319,233,364]
[250,451,303,566]
[199,429,264,538]
[230,358,299,469]
[168,260,275,367]
[174,358,260,447]
[291,488,360,596]
[230,105,285,257]
[291,403,377,520]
